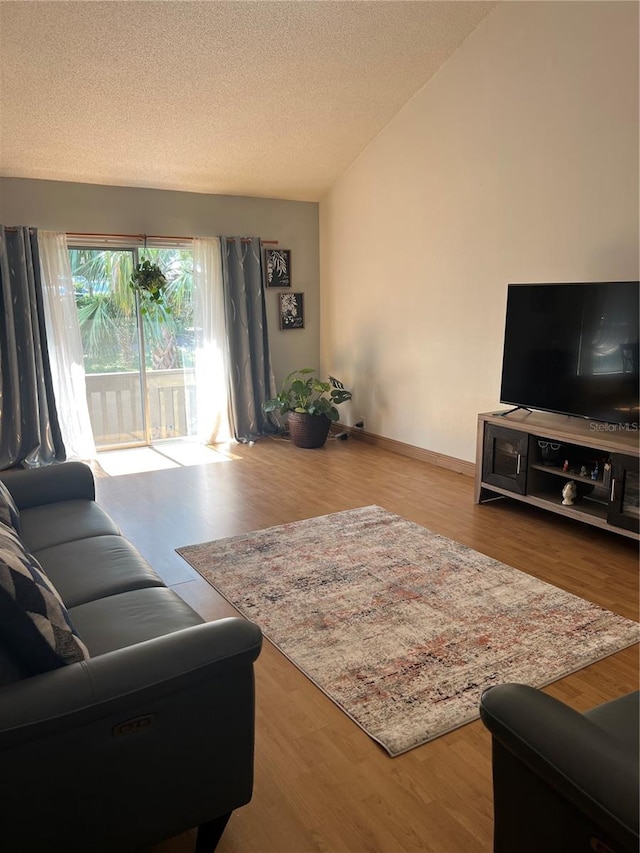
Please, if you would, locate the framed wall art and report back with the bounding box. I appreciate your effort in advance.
[264,248,291,288]
[279,292,304,329]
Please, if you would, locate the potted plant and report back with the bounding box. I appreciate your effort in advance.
[263,368,352,448]
[129,259,169,315]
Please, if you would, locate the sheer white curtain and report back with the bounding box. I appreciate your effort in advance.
[192,237,231,444]
[38,231,96,461]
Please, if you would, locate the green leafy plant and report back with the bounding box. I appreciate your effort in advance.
[263,368,352,422]
[130,259,169,315]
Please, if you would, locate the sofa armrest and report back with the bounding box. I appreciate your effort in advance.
[480,683,639,841]
[0,616,263,851]
[0,461,95,509]
[0,616,262,740]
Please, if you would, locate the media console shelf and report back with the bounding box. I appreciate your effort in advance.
[475,410,640,540]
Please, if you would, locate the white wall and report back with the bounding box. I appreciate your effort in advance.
[0,178,320,387]
[320,1,639,462]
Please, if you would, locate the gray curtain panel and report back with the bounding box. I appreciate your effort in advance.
[0,226,65,469]
[221,237,278,442]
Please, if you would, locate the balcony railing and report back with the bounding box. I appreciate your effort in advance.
[85,369,196,448]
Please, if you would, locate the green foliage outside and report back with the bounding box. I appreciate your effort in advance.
[70,248,195,373]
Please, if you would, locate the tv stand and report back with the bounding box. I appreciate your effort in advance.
[475,410,639,540]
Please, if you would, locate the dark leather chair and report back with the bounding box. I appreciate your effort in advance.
[479,683,639,853]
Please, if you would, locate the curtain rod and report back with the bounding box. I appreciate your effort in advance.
[3,228,278,245]
[64,231,278,244]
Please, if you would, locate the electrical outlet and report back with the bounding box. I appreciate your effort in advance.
[355,420,364,429]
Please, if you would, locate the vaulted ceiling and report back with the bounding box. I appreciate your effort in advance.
[0,1,496,202]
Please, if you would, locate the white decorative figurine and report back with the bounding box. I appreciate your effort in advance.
[562,480,577,506]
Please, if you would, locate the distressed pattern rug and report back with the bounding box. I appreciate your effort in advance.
[177,505,639,756]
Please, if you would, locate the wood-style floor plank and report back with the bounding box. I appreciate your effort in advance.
[93,437,639,853]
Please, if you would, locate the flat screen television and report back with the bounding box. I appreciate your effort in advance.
[500,281,640,427]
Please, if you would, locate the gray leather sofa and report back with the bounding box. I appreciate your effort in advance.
[480,683,639,853]
[0,462,262,853]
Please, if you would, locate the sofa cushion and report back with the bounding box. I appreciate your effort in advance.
[0,525,89,675]
[33,535,166,608]
[18,500,121,552]
[68,587,204,656]
[0,481,20,533]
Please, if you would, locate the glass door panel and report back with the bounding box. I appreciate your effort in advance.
[70,249,146,449]
[621,471,640,518]
[140,248,195,441]
[609,454,640,533]
[482,425,528,494]
[70,245,196,450]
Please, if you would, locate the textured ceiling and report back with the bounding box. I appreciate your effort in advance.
[0,1,495,202]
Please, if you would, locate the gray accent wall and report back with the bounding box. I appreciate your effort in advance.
[0,178,319,387]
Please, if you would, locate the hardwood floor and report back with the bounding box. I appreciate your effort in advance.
[94,437,639,853]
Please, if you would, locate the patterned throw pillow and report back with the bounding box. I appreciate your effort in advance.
[0,479,20,533]
[0,525,89,675]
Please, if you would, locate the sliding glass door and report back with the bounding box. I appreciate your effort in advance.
[139,247,195,444]
[69,245,194,450]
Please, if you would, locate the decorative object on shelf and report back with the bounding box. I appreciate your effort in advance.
[562,459,569,472]
[263,368,352,448]
[538,440,563,467]
[129,258,169,315]
[591,461,599,481]
[279,292,304,329]
[264,248,291,287]
[562,480,577,506]
[580,465,588,477]
[603,462,612,488]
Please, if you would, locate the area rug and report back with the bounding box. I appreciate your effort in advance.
[177,505,639,756]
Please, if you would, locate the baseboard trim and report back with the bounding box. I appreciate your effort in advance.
[333,425,475,478]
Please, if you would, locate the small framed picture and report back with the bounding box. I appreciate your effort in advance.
[264,248,291,288]
[279,292,304,329]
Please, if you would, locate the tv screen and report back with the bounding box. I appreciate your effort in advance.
[500,281,640,427]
